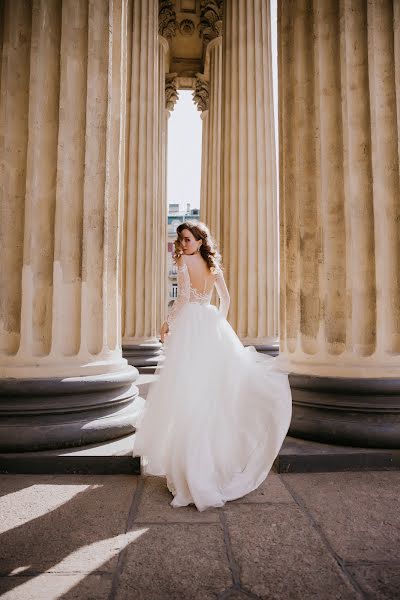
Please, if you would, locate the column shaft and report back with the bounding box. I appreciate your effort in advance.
[53,0,87,357]
[23,0,61,357]
[0,1,32,356]
[221,0,278,349]
[157,37,169,333]
[201,38,222,245]
[122,0,163,368]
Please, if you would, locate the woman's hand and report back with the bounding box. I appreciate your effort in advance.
[160,321,169,343]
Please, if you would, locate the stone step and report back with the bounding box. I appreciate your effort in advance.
[1,434,399,475]
[275,436,400,473]
[0,434,140,475]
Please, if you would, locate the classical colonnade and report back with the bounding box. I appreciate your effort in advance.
[0,0,399,452]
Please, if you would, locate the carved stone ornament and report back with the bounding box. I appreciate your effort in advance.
[165,73,179,111]
[199,0,223,43]
[159,0,177,39]
[193,74,209,112]
[179,18,195,37]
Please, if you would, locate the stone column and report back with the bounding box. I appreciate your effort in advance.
[221,0,278,353]
[157,36,170,335]
[199,108,209,221]
[279,0,400,447]
[199,37,222,246]
[121,0,163,369]
[0,0,139,451]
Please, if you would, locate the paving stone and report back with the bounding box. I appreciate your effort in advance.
[224,503,360,600]
[1,472,399,600]
[0,475,57,500]
[135,475,220,523]
[0,474,101,533]
[282,472,400,562]
[116,523,232,599]
[0,475,136,575]
[230,472,294,505]
[219,587,258,599]
[347,563,400,600]
[0,573,112,600]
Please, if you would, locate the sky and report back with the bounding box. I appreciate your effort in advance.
[167,90,203,210]
[167,0,278,212]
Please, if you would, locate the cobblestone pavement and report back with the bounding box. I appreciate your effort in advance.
[0,471,399,599]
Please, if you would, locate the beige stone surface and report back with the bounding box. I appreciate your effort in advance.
[116,523,232,600]
[156,36,170,331]
[279,0,400,377]
[347,564,400,600]
[221,0,278,346]
[230,471,294,505]
[135,475,220,523]
[121,0,161,347]
[224,503,360,599]
[0,475,136,575]
[201,37,222,247]
[0,573,113,600]
[0,0,130,378]
[282,472,400,562]
[1,471,399,599]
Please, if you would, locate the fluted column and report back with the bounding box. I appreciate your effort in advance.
[279,0,400,447]
[121,0,163,369]
[157,36,169,336]
[200,37,222,246]
[0,0,139,451]
[221,0,278,352]
[199,109,209,218]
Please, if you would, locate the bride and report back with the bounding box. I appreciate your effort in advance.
[132,221,292,512]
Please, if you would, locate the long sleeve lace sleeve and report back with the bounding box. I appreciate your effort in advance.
[215,267,230,319]
[166,263,190,329]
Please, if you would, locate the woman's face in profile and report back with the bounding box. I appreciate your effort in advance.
[179,229,199,255]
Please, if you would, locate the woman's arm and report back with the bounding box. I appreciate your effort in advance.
[165,256,191,331]
[215,267,230,319]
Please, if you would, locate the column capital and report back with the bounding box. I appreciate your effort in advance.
[193,73,209,112]
[159,0,177,41]
[165,72,179,112]
[200,0,223,45]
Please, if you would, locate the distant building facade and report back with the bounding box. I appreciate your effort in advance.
[167,203,200,308]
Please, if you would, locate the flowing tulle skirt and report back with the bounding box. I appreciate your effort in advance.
[132,302,292,512]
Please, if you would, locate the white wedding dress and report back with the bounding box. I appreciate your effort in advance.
[132,261,292,512]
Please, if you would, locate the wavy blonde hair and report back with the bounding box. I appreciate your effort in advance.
[173,221,222,273]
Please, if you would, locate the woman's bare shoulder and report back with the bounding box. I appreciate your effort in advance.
[176,254,189,269]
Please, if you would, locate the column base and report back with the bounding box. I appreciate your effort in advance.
[0,433,141,474]
[248,343,279,357]
[289,374,400,449]
[241,337,279,356]
[0,367,141,452]
[123,340,164,368]
[274,436,400,473]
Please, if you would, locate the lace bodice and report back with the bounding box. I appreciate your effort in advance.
[166,262,230,329]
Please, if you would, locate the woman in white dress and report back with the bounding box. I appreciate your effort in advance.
[132,221,292,512]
